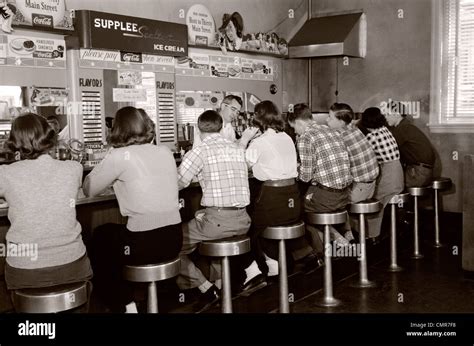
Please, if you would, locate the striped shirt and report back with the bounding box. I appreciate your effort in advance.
[365,127,400,163]
[178,133,250,207]
[340,127,379,183]
[297,122,352,189]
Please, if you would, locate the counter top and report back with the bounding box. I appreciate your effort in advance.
[0,191,117,218]
[0,183,203,218]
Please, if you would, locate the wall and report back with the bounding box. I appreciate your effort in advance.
[310,0,470,213]
[65,0,304,41]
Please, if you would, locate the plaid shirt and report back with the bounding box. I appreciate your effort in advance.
[297,122,352,189]
[178,133,250,207]
[366,127,400,163]
[340,127,379,183]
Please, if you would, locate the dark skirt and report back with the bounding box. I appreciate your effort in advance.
[89,223,183,312]
[5,253,93,290]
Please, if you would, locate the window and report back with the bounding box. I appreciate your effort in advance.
[429,0,474,132]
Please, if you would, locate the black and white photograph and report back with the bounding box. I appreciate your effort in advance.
[0,0,473,344]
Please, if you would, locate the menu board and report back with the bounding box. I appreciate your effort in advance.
[81,91,103,143]
[156,74,176,144]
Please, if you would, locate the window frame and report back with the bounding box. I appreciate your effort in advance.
[429,0,474,133]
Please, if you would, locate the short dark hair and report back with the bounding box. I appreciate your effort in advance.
[222,94,243,108]
[387,100,408,117]
[220,12,244,38]
[360,107,387,129]
[46,115,60,133]
[252,100,284,132]
[107,106,155,148]
[287,103,312,123]
[198,110,223,133]
[330,103,354,124]
[6,113,56,160]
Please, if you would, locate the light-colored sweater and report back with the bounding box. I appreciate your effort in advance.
[0,155,86,269]
[83,144,181,231]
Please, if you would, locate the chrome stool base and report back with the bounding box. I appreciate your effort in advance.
[351,279,377,288]
[433,242,445,248]
[316,296,342,307]
[411,253,425,260]
[388,264,404,272]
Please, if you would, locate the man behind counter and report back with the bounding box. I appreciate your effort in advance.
[384,101,435,188]
[193,95,259,149]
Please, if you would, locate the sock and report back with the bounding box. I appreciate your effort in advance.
[125,302,138,313]
[244,260,262,284]
[198,280,213,293]
[214,279,222,290]
[345,231,355,241]
[264,254,279,276]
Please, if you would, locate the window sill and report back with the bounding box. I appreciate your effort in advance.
[428,123,474,133]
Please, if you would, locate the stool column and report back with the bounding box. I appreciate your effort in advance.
[389,204,403,272]
[221,256,232,313]
[352,214,376,287]
[278,239,289,313]
[412,196,424,259]
[434,189,443,248]
[148,282,158,313]
[318,225,341,307]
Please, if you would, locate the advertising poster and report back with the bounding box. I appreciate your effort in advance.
[118,70,142,86]
[8,0,73,30]
[7,35,65,60]
[186,4,216,46]
[29,87,68,106]
[112,88,147,102]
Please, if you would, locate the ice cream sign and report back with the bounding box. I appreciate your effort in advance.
[76,10,188,57]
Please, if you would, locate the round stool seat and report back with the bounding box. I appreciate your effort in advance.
[306,211,347,225]
[408,186,431,196]
[199,235,250,257]
[262,221,305,240]
[432,177,452,190]
[13,281,88,313]
[348,199,382,214]
[389,193,411,205]
[124,258,180,282]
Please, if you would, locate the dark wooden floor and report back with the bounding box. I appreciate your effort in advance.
[1,208,469,315]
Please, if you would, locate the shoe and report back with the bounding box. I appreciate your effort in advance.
[368,236,380,246]
[239,274,267,296]
[194,285,220,313]
[302,255,324,275]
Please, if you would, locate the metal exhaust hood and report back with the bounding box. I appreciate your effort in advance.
[289,12,367,58]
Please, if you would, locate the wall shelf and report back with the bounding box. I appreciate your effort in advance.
[188,44,288,59]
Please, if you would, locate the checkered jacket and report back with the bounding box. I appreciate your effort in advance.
[365,127,400,163]
[178,133,250,207]
[297,122,352,189]
[340,127,379,183]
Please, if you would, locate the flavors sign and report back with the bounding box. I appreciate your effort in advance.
[76,10,188,57]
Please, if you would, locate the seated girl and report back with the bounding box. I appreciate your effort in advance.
[0,113,92,300]
[83,107,182,313]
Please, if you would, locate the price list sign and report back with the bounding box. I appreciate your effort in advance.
[81,91,103,143]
